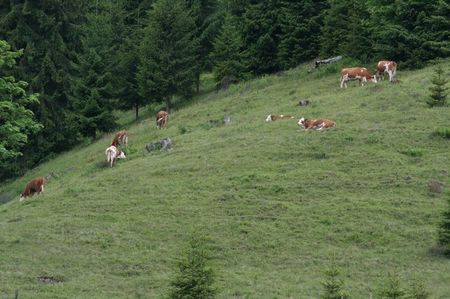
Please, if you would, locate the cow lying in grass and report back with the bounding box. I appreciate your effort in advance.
[111,130,128,147]
[105,145,126,167]
[20,173,55,201]
[297,117,336,130]
[265,114,295,122]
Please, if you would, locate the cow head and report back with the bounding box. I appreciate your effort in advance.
[117,151,126,159]
[370,76,378,83]
[265,115,273,122]
[297,117,305,127]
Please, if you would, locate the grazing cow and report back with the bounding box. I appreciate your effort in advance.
[111,130,128,147]
[265,114,295,122]
[340,67,377,88]
[105,145,126,167]
[156,111,169,129]
[376,60,397,82]
[19,174,53,201]
[297,117,336,130]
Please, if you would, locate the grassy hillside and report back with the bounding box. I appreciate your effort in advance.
[1,59,450,298]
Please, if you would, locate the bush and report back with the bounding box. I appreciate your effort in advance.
[433,127,450,139]
[426,66,448,107]
[168,238,216,299]
[405,278,429,299]
[321,261,349,299]
[438,198,450,257]
[378,273,405,299]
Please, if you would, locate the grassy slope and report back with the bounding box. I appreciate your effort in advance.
[1,60,450,298]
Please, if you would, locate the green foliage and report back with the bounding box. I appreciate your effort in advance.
[321,261,349,299]
[210,13,248,84]
[0,40,42,175]
[0,0,86,175]
[168,238,216,299]
[438,198,450,257]
[433,127,450,139]
[405,279,429,299]
[426,65,448,107]
[378,273,405,299]
[138,0,199,110]
[71,1,120,138]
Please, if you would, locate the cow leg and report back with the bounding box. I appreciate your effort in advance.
[340,77,346,88]
[41,185,44,193]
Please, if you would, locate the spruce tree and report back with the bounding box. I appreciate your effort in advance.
[426,65,448,107]
[168,238,216,299]
[0,41,42,178]
[71,0,119,138]
[186,0,222,92]
[210,13,248,85]
[137,0,199,111]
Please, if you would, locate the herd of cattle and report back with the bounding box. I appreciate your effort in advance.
[19,60,397,200]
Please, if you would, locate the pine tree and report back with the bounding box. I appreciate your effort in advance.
[210,13,248,85]
[71,0,119,139]
[168,238,216,299]
[115,0,153,120]
[277,0,327,69]
[137,0,199,111]
[0,41,42,178]
[378,273,405,299]
[240,0,282,75]
[426,65,448,107]
[321,261,349,299]
[186,0,222,92]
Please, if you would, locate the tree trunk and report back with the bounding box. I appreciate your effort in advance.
[165,97,171,113]
[196,73,200,93]
[135,102,139,120]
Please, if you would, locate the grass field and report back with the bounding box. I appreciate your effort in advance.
[1,59,449,298]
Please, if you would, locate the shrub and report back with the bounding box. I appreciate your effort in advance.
[378,273,405,299]
[433,127,450,139]
[168,238,216,299]
[438,198,450,257]
[405,278,429,299]
[321,261,349,299]
[426,65,448,107]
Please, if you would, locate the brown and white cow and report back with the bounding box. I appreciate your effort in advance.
[297,117,336,130]
[20,177,46,201]
[156,111,169,129]
[105,145,126,167]
[340,67,377,88]
[265,114,295,122]
[111,130,128,147]
[375,60,397,82]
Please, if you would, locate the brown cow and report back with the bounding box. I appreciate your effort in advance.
[297,117,336,130]
[376,60,397,82]
[19,173,55,201]
[266,114,295,122]
[156,111,169,129]
[111,130,128,147]
[340,67,377,88]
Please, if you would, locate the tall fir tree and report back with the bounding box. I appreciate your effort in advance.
[70,0,119,139]
[277,0,327,69]
[240,0,282,75]
[0,0,86,171]
[210,13,248,85]
[137,0,199,111]
[186,0,222,93]
[320,0,371,62]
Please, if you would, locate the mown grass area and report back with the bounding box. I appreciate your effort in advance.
[1,59,449,298]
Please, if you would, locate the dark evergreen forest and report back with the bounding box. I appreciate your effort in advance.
[0,0,449,179]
